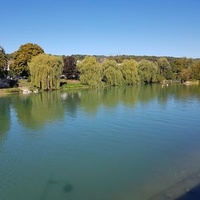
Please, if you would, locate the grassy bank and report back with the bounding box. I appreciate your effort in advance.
[60,80,88,90]
[0,79,87,95]
[0,88,20,96]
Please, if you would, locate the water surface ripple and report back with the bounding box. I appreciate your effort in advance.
[0,85,200,200]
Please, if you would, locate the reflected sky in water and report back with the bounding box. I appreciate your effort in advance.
[0,84,200,200]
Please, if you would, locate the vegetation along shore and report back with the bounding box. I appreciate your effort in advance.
[0,43,199,94]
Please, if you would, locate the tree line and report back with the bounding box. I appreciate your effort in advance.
[0,43,200,90]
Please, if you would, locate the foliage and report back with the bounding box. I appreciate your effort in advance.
[101,59,124,86]
[60,80,87,89]
[120,59,140,85]
[0,46,8,77]
[170,57,193,80]
[180,68,191,81]
[72,54,86,61]
[77,56,102,87]
[62,56,79,79]
[18,79,32,88]
[2,41,200,84]
[11,43,44,76]
[107,55,160,63]
[61,82,86,89]
[138,60,160,84]
[157,57,173,79]
[6,53,13,60]
[179,60,200,81]
[190,60,200,80]
[29,54,63,90]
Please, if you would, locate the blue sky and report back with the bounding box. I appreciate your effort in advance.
[1,0,200,58]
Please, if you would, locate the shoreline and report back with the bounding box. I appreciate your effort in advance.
[0,80,199,96]
[0,79,87,96]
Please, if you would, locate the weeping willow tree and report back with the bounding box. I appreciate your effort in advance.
[138,59,160,84]
[29,54,63,90]
[120,59,140,85]
[101,59,124,86]
[157,57,173,80]
[77,56,102,87]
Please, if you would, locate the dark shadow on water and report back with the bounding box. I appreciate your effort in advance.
[40,177,74,200]
[149,170,200,200]
[63,183,73,193]
[175,183,200,200]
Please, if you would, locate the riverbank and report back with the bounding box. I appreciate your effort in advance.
[0,79,199,96]
[60,79,89,90]
[0,79,87,95]
[0,88,20,96]
[183,80,199,85]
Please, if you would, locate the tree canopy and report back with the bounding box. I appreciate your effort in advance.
[62,56,79,79]
[157,57,173,79]
[190,60,200,80]
[29,54,63,90]
[101,59,124,86]
[77,56,102,87]
[138,60,159,84]
[2,41,200,86]
[120,59,140,85]
[11,43,44,76]
[0,46,7,77]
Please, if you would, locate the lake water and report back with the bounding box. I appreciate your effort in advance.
[0,84,200,200]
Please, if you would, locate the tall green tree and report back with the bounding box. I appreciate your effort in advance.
[29,54,63,90]
[157,57,173,79]
[180,68,191,81]
[11,43,44,76]
[120,59,140,85]
[77,56,102,87]
[101,59,124,86]
[0,46,7,77]
[170,58,193,80]
[138,60,159,84]
[190,60,200,80]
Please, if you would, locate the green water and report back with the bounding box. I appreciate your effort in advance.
[0,84,200,200]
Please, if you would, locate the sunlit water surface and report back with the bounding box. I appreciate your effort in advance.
[0,85,200,200]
